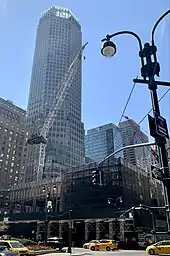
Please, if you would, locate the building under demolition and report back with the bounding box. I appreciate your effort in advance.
[1,157,166,246]
[61,158,164,215]
[9,157,164,213]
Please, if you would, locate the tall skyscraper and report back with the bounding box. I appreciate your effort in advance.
[119,119,149,169]
[85,123,123,163]
[167,139,170,166]
[0,98,27,189]
[25,7,85,182]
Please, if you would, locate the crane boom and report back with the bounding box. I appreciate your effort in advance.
[29,43,88,182]
[41,42,88,138]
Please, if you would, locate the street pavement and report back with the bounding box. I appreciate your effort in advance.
[90,251,146,255]
[40,248,147,256]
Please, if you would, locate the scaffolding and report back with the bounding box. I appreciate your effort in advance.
[9,177,61,213]
[61,158,164,216]
[8,157,165,218]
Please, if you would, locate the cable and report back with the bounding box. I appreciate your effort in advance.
[114,88,170,153]
[138,88,170,125]
[112,76,137,144]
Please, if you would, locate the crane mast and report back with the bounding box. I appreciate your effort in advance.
[28,43,88,182]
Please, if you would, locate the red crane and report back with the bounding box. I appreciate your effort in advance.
[123,115,159,161]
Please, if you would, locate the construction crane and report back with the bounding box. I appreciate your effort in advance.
[123,115,159,161]
[123,115,160,205]
[27,43,88,182]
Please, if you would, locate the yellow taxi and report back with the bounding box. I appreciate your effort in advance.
[146,240,170,255]
[0,240,30,256]
[89,239,118,251]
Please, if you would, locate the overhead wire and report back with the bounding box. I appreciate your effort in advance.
[138,88,170,125]
[114,87,170,154]
[112,76,138,144]
[89,78,137,165]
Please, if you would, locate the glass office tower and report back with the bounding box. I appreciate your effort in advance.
[25,7,85,182]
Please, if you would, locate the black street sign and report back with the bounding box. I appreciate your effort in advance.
[148,114,169,139]
[155,113,169,139]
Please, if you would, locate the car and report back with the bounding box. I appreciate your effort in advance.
[83,240,99,249]
[0,246,19,256]
[0,240,30,256]
[46,237,64,251]
[89,239,118,251]
[146,240,170,255]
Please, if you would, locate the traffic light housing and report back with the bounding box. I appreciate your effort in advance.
[91,169,103,186]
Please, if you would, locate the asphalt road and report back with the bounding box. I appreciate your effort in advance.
[43,248,147,256]
[90,250,146,255]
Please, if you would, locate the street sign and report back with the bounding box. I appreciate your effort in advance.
[155,113,169,139]
[148,114,169,139]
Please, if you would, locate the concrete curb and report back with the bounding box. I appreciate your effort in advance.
[71,254,92,256]
[39,252,92,256]
[64,254,92,256]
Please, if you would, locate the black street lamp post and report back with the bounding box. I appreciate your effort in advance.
[101,9,170,231]
[42,185,57,244]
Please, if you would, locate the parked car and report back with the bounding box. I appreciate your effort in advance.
[46,237,64,251]
[83,240,99,249]
[0,245,19,256]
[0,240,30,256]
[89,239,118,251]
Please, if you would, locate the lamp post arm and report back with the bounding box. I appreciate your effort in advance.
[102,31,144,67]
[102,31,143,52]
[151,9,170,45]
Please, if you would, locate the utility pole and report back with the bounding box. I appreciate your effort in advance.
[45,192,50,245]
[135,42,170,230]
[42,185,56,244]
[101,8,170,231]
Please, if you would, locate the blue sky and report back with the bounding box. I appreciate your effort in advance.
[0,0,169,135]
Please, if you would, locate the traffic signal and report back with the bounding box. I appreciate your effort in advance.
[91,169,103,186]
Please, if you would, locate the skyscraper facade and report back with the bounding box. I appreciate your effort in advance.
[25,7,84,182]
[85,123,123,163]
[0,98,27,189]
[119,119,149,169]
